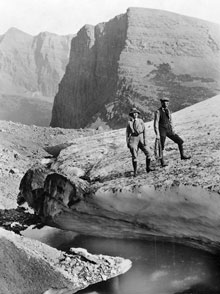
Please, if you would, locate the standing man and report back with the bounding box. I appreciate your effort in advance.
[154,97,191,167]
[126,107,153,177]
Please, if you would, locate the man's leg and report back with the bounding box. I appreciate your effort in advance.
[178,143,191,160]
[128,137,139,177]
[139,142,154,173]
[167,133,191,160]
[146,157,154,173]
[159,135,168,167]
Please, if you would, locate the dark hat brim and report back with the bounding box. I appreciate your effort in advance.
[129,110,140,115]
[160,98,170,102]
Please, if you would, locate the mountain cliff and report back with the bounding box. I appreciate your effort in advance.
[0,28,73,126]
[51,7,220,129]
[0,27,73,97]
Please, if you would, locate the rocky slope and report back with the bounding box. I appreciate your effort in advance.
[0,122,131,293]
[23,94,220,253]
[0,120,96,209]
[0,228,131,294]
[0,93,54,126]
[0,28,73,125]
[51,7,220,129]
[0,94,219,293]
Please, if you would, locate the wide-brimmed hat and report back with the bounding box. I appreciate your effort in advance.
[129,107,140,116]
[160,97,170,102]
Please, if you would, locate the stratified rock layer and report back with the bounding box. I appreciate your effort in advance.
[51,7,220,129]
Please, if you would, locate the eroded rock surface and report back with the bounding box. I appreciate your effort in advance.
[20,95,220,253]
[0,120,96,210]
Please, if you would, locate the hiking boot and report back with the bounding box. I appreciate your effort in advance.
[160,158,168,167]
[179,144,191,160]
[146,158,154,173]
[181,155,191,160]
[132,161,137,177]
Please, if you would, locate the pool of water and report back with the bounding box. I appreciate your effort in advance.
[23,227,220,294]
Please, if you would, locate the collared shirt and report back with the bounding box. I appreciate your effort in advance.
[126,118,146,143]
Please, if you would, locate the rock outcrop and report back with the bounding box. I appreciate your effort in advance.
[20,95,220,253]
[51,7,220,129]
[0,228,131,294]
[0,119,95,210]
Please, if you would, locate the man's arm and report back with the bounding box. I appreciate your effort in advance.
[126,124,131,146]
[141,119,147,145]
[154,110,160,139]
[169,110,175,133]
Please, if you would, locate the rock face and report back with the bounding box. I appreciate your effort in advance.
[21,95,220,253]
[51,7,220,129]
[0,28,72,126]
[0,27,72,97]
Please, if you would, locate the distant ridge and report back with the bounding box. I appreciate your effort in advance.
[0,27,73,126]
[0,27,73,97]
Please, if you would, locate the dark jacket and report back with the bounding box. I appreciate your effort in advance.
[154,107,174,136]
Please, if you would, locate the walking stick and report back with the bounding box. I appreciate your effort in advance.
[154,138,162,160]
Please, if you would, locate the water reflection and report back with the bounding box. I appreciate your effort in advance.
[62,235,220,294]
[23,227,220,294]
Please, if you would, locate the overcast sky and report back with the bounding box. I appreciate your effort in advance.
[0,0,220,35]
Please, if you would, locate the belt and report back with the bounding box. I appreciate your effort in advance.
[131,131,143,136]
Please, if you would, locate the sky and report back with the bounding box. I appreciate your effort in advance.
[0,0,220,36]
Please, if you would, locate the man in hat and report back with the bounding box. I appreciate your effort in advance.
[126,107,153,177]
[154,97,191,167]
